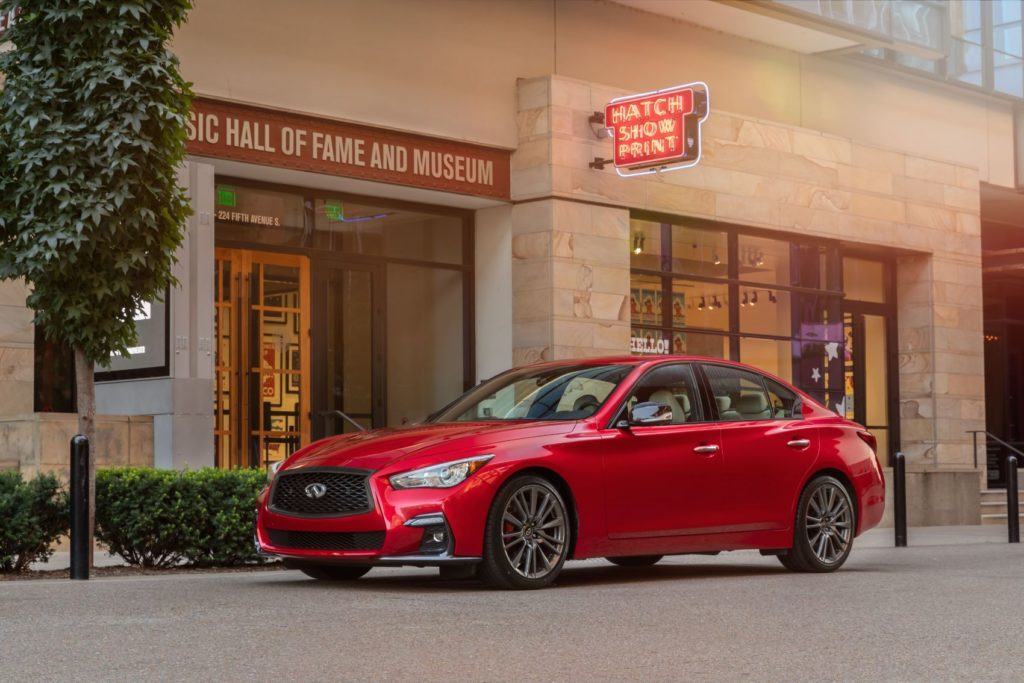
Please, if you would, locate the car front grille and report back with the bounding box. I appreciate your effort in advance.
[266,528,386,551]
[270,469,372,516]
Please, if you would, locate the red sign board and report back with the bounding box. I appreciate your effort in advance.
[604,82,709,176]
[186,98,511,201]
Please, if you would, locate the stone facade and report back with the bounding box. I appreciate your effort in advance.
[0,412,154,480]
[511,75,985,505]
[0,279,34,417]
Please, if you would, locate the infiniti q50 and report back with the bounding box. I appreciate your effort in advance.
[255,356,885,589]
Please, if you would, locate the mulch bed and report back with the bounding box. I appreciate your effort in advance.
[1,562,284,581]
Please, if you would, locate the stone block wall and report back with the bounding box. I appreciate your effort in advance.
[1,413,154,481]
[0,279,34,417]
[511,74,985,476]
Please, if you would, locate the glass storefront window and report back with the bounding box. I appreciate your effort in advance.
[628,214,874,434]
[386,264,464,426]
[672,280,729,331]
[670,224,729,278]
[843,257,887,303]
[313,200,463,264]
[215,184,305,229]
[738,234,789,285]
[630,219,665,272]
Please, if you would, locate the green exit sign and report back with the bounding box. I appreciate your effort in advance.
[216,185,237,207]
[323,200,344,222]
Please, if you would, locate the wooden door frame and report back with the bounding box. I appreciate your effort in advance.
[214,247,311,469]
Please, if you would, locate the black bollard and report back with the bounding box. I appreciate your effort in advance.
[1008,455,1020,544]
[893,451,907,547]
[70,435,90,580]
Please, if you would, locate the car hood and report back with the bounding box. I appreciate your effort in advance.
[283,421,577,472]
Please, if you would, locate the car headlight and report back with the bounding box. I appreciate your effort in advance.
[389,455,494,490]
[268,459,285,483]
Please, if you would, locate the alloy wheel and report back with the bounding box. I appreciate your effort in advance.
[501,484,567,579]
[805,482,853,564]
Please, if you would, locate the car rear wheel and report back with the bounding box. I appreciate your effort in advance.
[778,475,855,573]
[606,555,663,567]
[479,475,571,590]
[286,562,372,581]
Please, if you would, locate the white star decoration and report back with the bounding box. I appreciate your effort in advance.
[824,342,839,361]
[811,367,821,383]
[835,397,846,417]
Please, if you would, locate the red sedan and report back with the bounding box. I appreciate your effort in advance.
[255,356,885,589]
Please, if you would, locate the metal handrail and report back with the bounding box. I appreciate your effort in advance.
[965,430,1024,470]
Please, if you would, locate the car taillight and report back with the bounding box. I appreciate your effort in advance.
[856,430,877,454]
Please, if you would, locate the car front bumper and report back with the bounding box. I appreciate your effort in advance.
[254,468,499,566]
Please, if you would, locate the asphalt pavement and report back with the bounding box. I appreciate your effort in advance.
[4,527,1023,681]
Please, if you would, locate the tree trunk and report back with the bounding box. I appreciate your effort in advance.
[74,347,96,567]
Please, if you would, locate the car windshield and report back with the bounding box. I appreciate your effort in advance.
[430,364,635,422]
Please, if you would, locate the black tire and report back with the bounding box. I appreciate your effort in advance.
[478,475,572,590]
[288,563,372,581]
[777,475,855,573]
[606,555,663,567]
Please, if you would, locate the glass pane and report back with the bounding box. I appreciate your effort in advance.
[950,37,984,87]
[629,327,730,358]
[215,185,305,229]
[628,364,703,424]
[995,0,1023,25]
[764,378,802,419]
[864,314,889,427]
[740,337,793,384]
[630,273,664,327]
[891,0,944,49]
[703,363,773,421]
[792,242,836,290]
[995,50,1024,97]
[738,234,789,285]
[327,269,374,431]
[314,200,463,264]
[674,279,729,331]
[629,219,665,272]
[669,224,729,277]
[995,22,1023,57]
[740,287,790,336]
[843,257,886,303]
[843,312,856,421]
[387,264,464,425]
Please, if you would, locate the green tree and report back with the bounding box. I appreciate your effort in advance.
[0,0,193,562]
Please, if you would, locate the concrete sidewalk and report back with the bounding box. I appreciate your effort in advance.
[30,524,1012,571]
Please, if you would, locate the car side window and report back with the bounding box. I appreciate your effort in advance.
[703,364,773,422]
[764,378,802,419]
[623,364,702,425]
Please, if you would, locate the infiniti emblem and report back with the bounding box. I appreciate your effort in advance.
[304,482,328,499]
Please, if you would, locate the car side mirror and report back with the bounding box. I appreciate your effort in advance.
[627,401,673,426]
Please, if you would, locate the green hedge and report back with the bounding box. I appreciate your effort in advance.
[96,467,268,568]
[0,470,69,572]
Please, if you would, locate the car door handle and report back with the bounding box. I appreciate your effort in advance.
[693,445,719,455]
[787,439,811,449]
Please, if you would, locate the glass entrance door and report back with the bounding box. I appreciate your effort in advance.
[843,309,893,465]
[314,263,385,437]
[214,248,311,469]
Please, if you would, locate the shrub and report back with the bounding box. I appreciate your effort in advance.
[0,470,69,572]
[95,467,267,568]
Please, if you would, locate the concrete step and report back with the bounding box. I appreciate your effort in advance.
[980,501,1022,515]
[981,512,1024,525]
[979,490,1023,502]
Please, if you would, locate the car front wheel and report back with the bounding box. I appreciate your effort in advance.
[778,475,855,573]
[479,475,571,590]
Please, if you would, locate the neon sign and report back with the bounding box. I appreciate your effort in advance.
[604,82,709,177]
